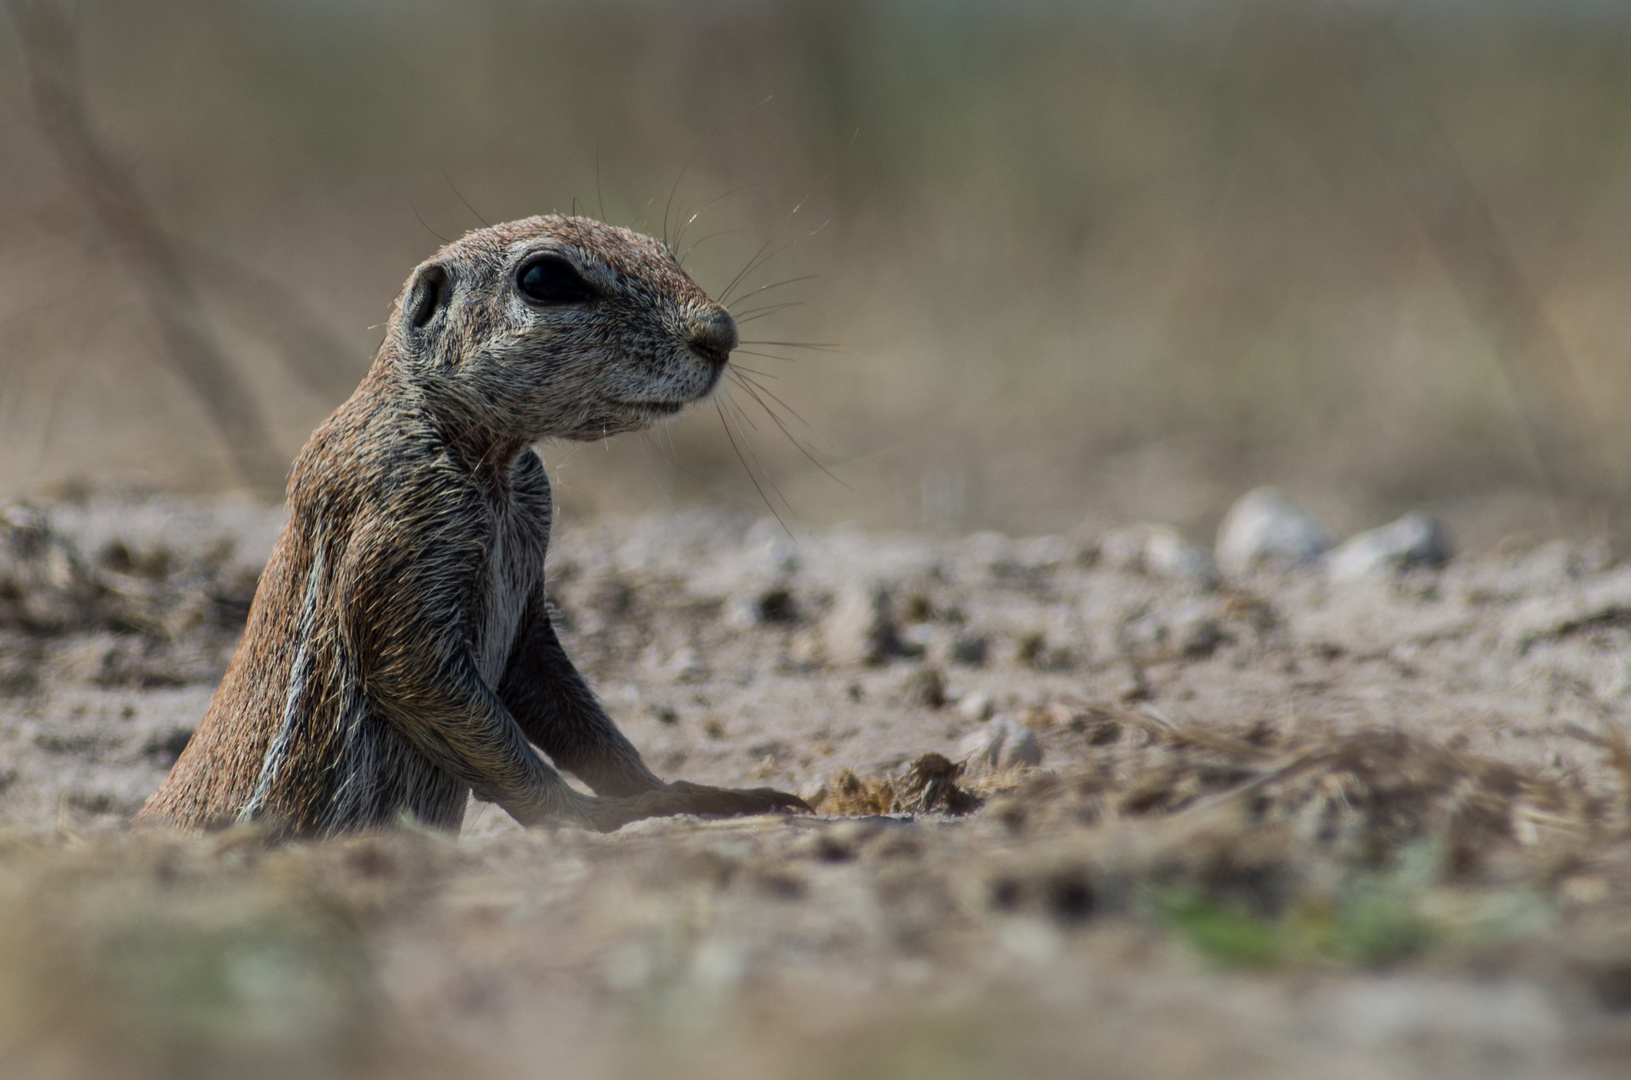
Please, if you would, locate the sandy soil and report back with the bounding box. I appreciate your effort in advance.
[2,494,1631,1079]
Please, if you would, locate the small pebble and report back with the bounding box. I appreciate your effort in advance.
[725,584,800,628]
[1100,524,1216,581]
[958,716,1043,775]
[1121,596,1223,660]
[958,691,995,722]
[1325,512,1451,581]
[667,646,707,683]
[899,666,947,709]
[741,517,801,575]
[948,633,989,666]
[1215,487,1332,575]
[1172,599,1225,657]
[822,582,902,666]
[900,622,935,652]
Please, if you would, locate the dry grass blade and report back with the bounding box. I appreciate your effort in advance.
[179,243,367,402]
[1603,719,1631,828]
[13,0,287,495]
[1346,9,1621,512]
[815,753,981,816]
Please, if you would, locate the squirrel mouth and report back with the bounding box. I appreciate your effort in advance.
[615,398,689,416]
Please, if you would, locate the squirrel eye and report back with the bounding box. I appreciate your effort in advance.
[517,254,597,305]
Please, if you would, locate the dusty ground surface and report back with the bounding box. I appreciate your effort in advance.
[3,494,1631,1079]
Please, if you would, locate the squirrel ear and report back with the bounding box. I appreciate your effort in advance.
[404,263,449,330]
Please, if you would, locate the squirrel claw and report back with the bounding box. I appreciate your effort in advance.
[661,780,813,817]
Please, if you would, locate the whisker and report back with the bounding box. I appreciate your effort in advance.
[725,216,831,302]
[725,275,819,310]
[443,171,492,228]
[722,389,760,433]
[718,196,810,304]
[731,301,807,324]
[659,421,705,483]
[719,232,806,306]
[728,387,819,536]
[734,349,804,363]
[595,135,606,222]
[662,153,694,249]
[718,237,785,307]
[665,95,774,250]
[729,372,849,490]
[731,370,813,426]
[410,198,450,244]
[734,312,793,327]
[674,180,772,254]
[731,382,822,461]
[728,365,779,380]
[679,228,745,268]
[723,388,806,524]
[716,397,792,538]
[739,340,844,352]
[635,432,681,513]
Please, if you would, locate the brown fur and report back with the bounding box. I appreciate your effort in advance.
[136,216,808,836]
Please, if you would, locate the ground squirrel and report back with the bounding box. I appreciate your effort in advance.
[136,215,809,836]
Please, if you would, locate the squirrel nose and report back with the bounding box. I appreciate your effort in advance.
[686,307,738,366]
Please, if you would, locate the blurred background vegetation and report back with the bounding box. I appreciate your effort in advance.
[3,0,1631,549]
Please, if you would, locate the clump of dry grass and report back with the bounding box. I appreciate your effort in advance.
[826,703,1613,875]
[988,705,1609,869]
[814,752,983,816]
[991,705,1631,977]
[814,703,1631,975]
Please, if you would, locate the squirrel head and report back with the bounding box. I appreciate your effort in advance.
[383,215,736,444]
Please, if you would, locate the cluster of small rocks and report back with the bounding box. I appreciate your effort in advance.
[1215,486,1451,579]
[714,488,1454,785]
[1093,486,1452,585]
[528,486,1474,800]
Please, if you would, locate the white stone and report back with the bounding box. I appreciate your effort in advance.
[1100,524,1216,581]
[957,691,995,722]
[957,715,1043,774]
[1325,512,1451,581]
[741,517,800,576]
[1215,487,1332,575]
[667,646,706,682]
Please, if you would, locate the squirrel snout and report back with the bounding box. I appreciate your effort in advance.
[685,308,738,367]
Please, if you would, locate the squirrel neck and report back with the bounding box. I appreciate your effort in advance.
[362,344,536,493]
